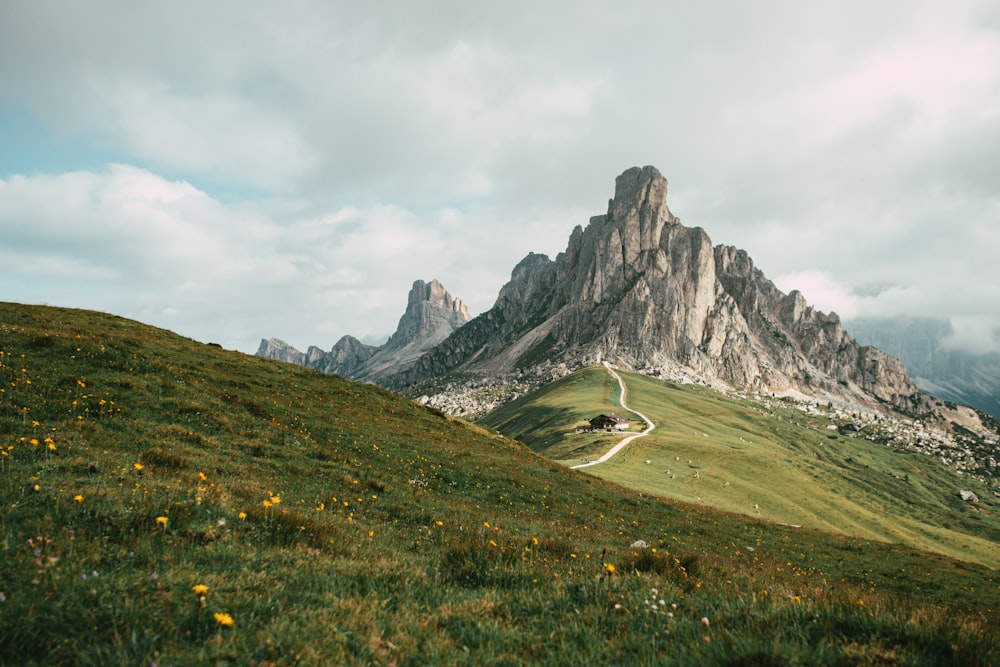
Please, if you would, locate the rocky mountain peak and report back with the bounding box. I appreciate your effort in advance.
[258,278,471,383]
[609,165,678,261]
[386,279,471,351]
[407,278,468,316]
[395,166,935,420]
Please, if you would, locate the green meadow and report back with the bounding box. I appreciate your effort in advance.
[482,366,1000,569]
[2,303,999,665]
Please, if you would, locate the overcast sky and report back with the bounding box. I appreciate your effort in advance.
[2,1,998,355]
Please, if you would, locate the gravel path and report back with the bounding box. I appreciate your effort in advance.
[571,362,655,469]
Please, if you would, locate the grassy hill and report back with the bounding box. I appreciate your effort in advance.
[2,303,999,665]
[481,366,1000,569]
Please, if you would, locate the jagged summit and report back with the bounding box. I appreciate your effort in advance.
[257,278,470,381]
[394,166,930,417]
[385,279,469,351]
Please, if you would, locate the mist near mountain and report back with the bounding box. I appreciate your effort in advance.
[846,316,1000,419]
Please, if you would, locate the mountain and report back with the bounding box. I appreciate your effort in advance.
[258,278,470,382]
[393,166,931,419]
[4,301,999,664]
[846,315,1000,419]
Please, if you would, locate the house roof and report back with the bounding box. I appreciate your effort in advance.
[592,413,629,422]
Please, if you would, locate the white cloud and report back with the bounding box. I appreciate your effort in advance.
[87,80,318,191]
[1,1,998,355]
[773,271,860,320]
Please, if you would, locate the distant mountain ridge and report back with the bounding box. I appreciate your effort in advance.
[257,278,470,382]
[391,166,931,417]
[846,316,1000,419]
[260,166,994,438]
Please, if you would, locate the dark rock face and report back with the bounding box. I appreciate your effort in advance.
[394,166,929,415]
[256,279,470,382]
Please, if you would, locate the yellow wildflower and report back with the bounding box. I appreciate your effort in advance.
[73,494,84,503]
[192,584,209,596]
[603,563,616,575]
[156,516,168,527]
[134,463,144,471]
[198,472,207,481]
[238,512,247,521]
[214,612,234,627]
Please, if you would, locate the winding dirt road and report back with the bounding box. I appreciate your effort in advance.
[570,362,655,469]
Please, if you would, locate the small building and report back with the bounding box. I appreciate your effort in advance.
[589,413,630,431]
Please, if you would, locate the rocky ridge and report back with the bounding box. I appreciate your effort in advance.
[257,278,470,382]
[846,316,1000,420]
[393,167,929,420]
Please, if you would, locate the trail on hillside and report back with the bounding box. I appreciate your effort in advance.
[571,362,655,469]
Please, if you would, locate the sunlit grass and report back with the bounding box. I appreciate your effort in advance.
[1,303,998,665]
[483,366,1000,568]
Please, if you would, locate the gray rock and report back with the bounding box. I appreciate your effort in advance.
[392,166,931,418]
[960,490,979,503]
[257,278,470,382]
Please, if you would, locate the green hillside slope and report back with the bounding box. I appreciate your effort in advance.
[481,366,1000,569]
[2,303,999,665]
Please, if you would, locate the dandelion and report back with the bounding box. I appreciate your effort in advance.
[155,516,168,527]
[434,520,443,526]
[603,563,616,575]
[134,463,144,471]
[489,539,498,547]
[198,472,207,481]
[73,494,84,503]
[238,512,247,521]
[192,584,209,596]
[213,612,234,627]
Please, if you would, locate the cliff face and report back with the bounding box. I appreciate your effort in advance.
[846,316,1000,419]
[396,166,929,415]
[256,278,470,382]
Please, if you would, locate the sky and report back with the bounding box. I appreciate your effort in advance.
[1,1,998,355]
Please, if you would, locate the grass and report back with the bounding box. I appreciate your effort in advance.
[1,302,999,665]
[481,366,1000,569]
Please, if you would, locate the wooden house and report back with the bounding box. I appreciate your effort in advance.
[589,413,630,431]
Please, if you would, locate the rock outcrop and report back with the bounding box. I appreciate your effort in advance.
[392,166,931,417]
[256,279,470,382]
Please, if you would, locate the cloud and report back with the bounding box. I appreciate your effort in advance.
[1,1,998,356]
[0,165,576,352]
